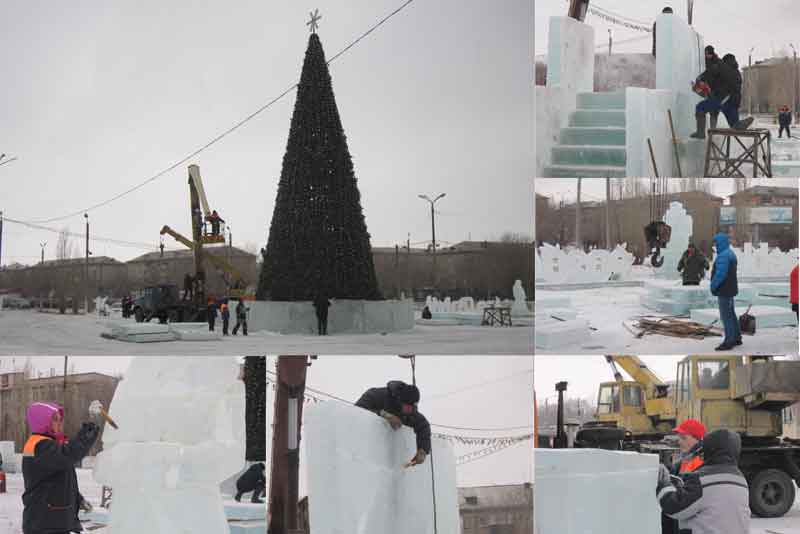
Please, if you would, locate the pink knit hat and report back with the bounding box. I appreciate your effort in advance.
[27,402,64,434]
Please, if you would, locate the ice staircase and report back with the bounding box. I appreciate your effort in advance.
[543,91,627,178]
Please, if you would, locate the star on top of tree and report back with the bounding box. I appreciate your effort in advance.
[306,9,322,34]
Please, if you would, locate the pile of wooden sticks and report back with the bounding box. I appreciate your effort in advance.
[626,316,722,339]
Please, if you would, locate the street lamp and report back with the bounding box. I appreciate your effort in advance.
[84,213,90,313]
[417,193,446,254]
[40,242,47,264]
[748,47,755,115]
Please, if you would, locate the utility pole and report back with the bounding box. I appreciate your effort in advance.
[792,44,799,122]
[84,213,89,314]
[605,178,612,249]
[687,0,694,26]
[40,242,46,264]
[575,179,582,251]
[748,48,755,116]
[608,29,612,56]
[268,356,308,534]
[63,356,68,395]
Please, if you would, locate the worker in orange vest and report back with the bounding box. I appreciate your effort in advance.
[791,264,798,320]
[22,402,100,534]
[661,418,706,534]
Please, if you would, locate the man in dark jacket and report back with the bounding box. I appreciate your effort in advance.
[691,48,753,138]
[221,302,231,336]
[710,233,741,350]
[232,300,248,336]
[313,291,331,336]
[677,243,709,285]
[355,381,432,467]
[779,105,793,138]
[235,462,266,504]
[22,402,100,534]
[657,429,750,534]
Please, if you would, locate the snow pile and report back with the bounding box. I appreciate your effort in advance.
[93,357,245,534]
[535,448,660,534]
[304,402,458,534]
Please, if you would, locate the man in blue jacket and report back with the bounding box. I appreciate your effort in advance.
[709,233,741,350]
[778,105,792,138]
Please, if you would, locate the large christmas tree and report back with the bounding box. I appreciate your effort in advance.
[257,32,381,301]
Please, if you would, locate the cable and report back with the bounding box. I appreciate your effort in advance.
[456,436,532,466]
[18,0,417,225]
[3,216,162,251]
[426,369,533,401]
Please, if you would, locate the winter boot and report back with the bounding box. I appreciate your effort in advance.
[709,112,718,130]
[689,112,706,139]
[235,492,243,502]
[251,495,265,504]
[733,117,754,130]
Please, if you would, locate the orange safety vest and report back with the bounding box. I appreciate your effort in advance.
[23,435,53,457]
[679,454,704,473]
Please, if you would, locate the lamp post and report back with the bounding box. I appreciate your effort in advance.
[40,242,47,264]
[748,47,755,115]
[84,213,90,314]
[417,193,446,256]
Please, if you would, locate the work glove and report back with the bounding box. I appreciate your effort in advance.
[405,449,427,468]
[380,410,403,430]
[79,497,94,513]
[78,422,100,445]
[657,464,671,487]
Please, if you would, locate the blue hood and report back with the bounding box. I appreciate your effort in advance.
[713,233,730,253]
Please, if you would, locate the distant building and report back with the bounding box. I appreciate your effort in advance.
[536,190,726,258]
[0,370,119,455]
[742,57,800,114]
[722,186,798,249]
[459,483,533,534]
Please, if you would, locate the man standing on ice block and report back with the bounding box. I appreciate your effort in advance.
[656,429,749,534]
[691,46,754,139]
[677,243,709,286]
[22,402,100,534]
[709,233,740,351]
[355,381,432,467]
[661,419,706,534]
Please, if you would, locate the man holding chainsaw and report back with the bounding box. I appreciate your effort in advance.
[691,46,753,139]
[355,381,431,467]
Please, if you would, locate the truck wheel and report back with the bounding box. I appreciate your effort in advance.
[749,468,796,518]
[134,308,144,323]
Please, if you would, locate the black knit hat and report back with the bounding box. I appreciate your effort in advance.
[705,45,715,54]
[397,384,420,404]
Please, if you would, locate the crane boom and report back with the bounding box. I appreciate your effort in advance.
[160,225,245,288]
[605,355,666,389]
[188,164,212,217]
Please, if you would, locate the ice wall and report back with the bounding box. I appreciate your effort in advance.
[655,13,707,137]
[626,88,673,177]
[94,357,245,534]
[535,449,660,534]
[304,402,458,534]
[655,202,693,280]
[535,17,595,176]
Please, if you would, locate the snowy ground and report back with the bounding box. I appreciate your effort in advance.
[0,309,532,355]
[535,283,798,355]
[751,493,800,534]
[0,469,262,534]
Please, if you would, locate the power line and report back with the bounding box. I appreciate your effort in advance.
[3,216,162,251]
[17,0,417,225]
[426,369,533,401]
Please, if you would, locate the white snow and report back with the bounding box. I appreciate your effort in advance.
[0,310,531,354]
[303,401,459,534]
[535,282,797,354]
[535,448,661,534]
[93,357,245,534]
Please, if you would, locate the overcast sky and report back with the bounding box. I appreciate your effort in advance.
[535,0,800,63]
[1,355,534,488]
[0,0,532,265]
[534,178,799,204]
[535,355,684,402]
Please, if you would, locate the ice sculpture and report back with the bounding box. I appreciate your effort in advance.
[536,243,634,284]
[655,202,692,280]
[94,357,245,534]
[535,449,660,534]
[512,280,530,316]
[304,402,458,534]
